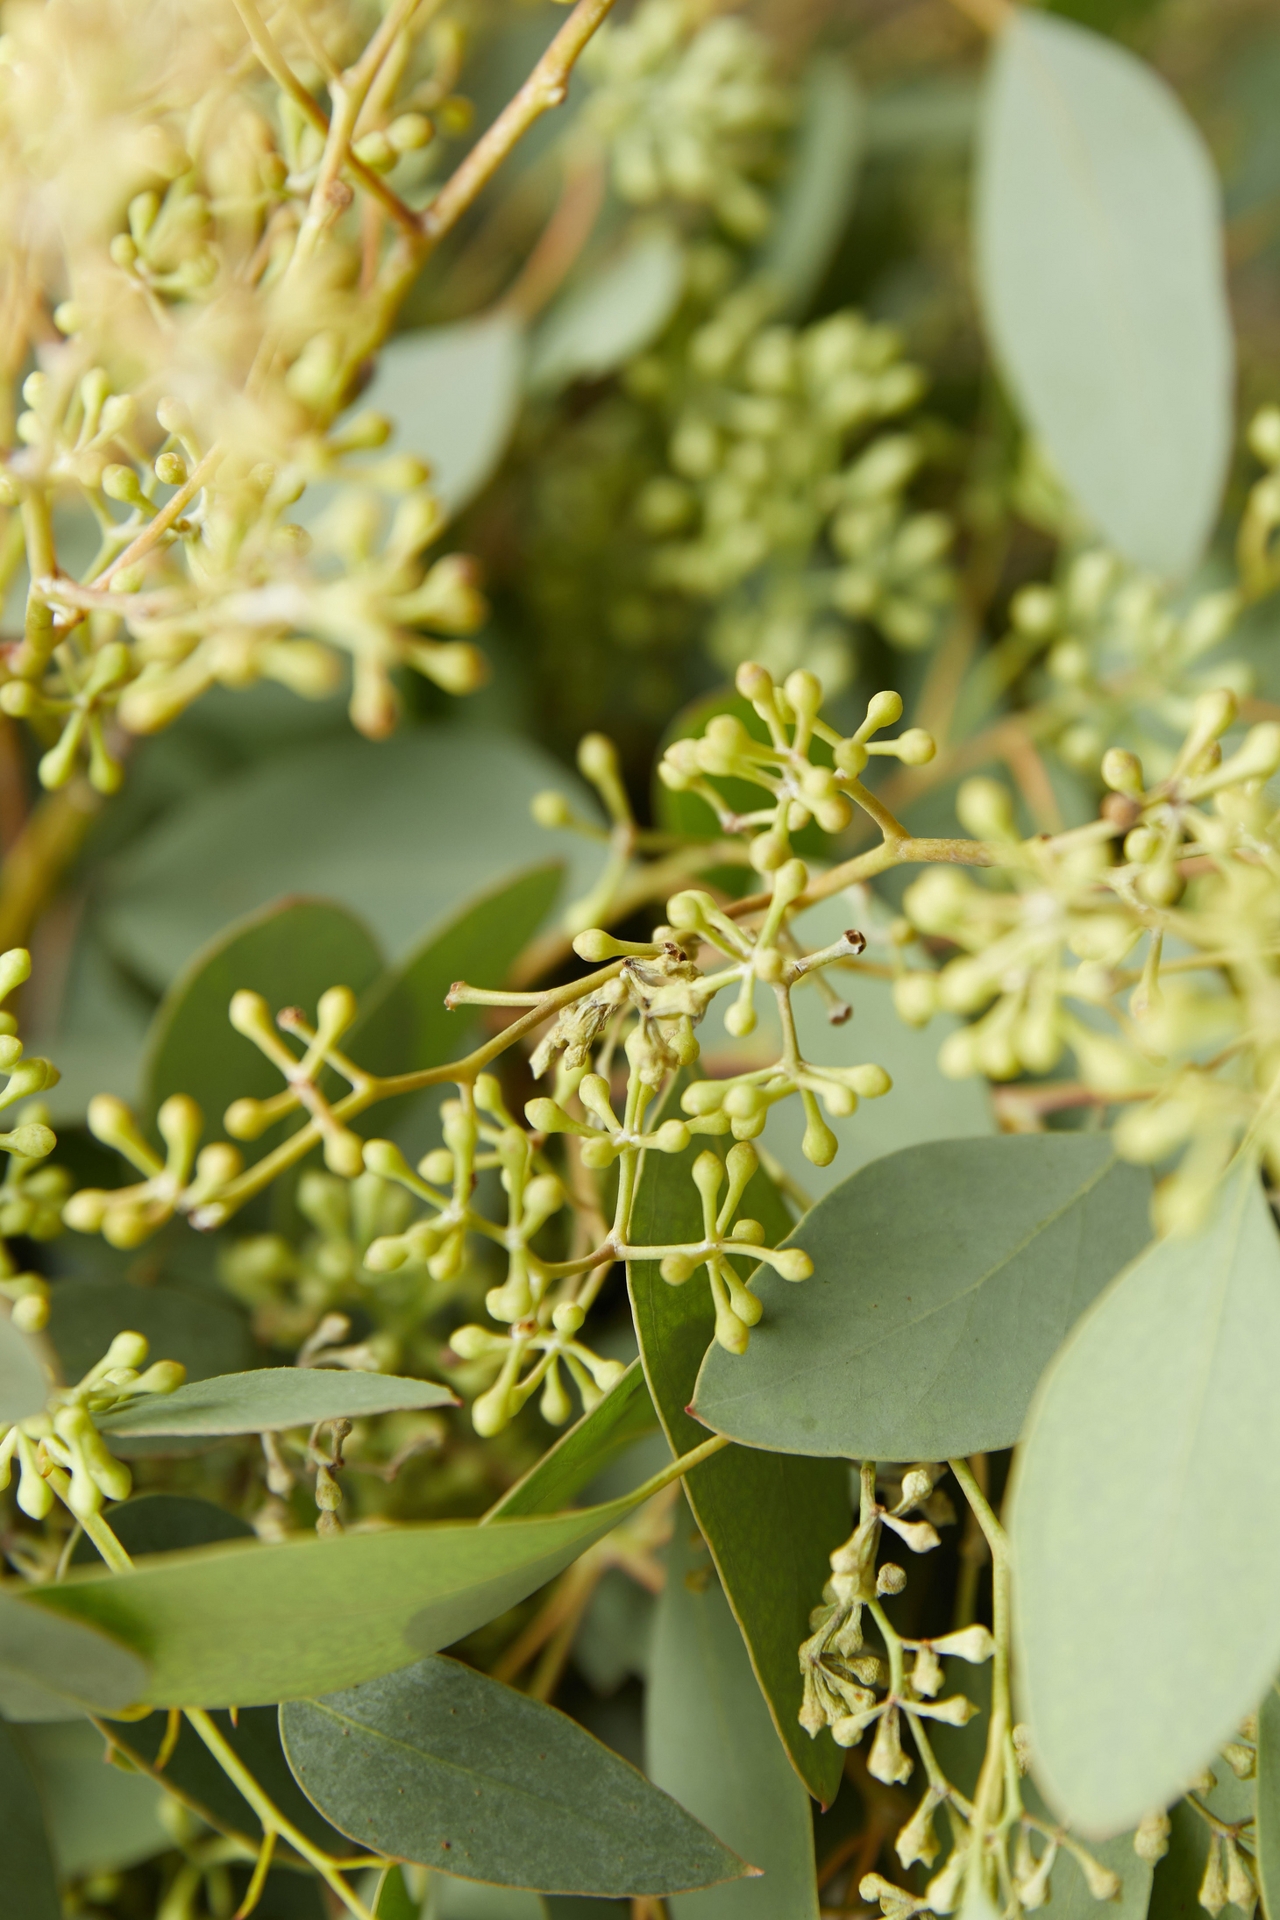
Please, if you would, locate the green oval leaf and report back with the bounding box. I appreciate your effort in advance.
[96,1367,456,1439]
[22,1487,658,1708]
[528,228,685,394]
[976,10,1232,576]
[488,1358,659,1520]
[1011,1164,1280,1836]
[103,731,603,993]
[0,1589,149,1721]
[0,1721,60,1920]
[281,1656,747,1897]
[17,1719,169,1877]
[358,311,525,514]
[693,1134,1151,1460]
[143,896,385,1139]
[628,1135,850,1808]
[646,1503,818,1920]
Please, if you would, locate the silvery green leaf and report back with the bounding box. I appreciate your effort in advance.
[646,1501,819,1920]
[976,10,1232,576]
[359,311,525,514]
[693,1134,1151,1460]
[1012,1163,1280,1835]
[528,228,685,393]
[281,1656,746,1897]
[97,1367,455,1438]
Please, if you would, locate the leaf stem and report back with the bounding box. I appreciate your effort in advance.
[185,1708,380,1920]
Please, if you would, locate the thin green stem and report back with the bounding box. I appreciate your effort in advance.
[42,1468,133,1571]
[185,1708,380,1920]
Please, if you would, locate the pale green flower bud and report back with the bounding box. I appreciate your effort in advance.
[956,777,1015,841]
[1133,1813,1171,1866]
[893,973,937,1028]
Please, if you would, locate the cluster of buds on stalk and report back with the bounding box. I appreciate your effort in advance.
[0,1331,183,1526]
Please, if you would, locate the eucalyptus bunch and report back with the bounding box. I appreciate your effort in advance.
[5,5,1280,1920]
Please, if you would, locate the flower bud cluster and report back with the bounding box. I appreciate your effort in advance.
[581,0,794,240]
[0,0,489,789]
[0,1330,184,1526]
[632,290,950,684]
[901,690,1280,1234]
[997,546,1247,781]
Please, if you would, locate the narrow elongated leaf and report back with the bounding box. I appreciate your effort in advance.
[22,1486,659,1708]
[693,1135,1151,1461]
[103,731,603,993]
[976,10,1232,575]
[628,1139,849,1808]
[756,61,865,318]
[0,1590,149,1720]
[1257,1686,1280,1920]
[17,1719,168,1876]
[1011,1164,1280,1836]
[143,897,384,1136]
[282,1656,746,1897]
[350,865,563,1082]
[647,1501,818,1920]
[487,1360,659,1520]
[0,1719,60,1920]
[98,1367,456,1438]
[528,229,685,393]
[0,1302,49,1423]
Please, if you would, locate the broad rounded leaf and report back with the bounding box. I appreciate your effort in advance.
[0,1589,149,1720]
[0,1721,60,1920]
[143,897,384,1136]
[528,228,685,393]
[693,1135,1151,1460]
[97,1367,456,1438]
[281,1656,746,1897]
[23,1488,658,1707]
[102,731,604,992]
[358,311,525,514]
[1011,1164,1280,1836]
[976,10,1232,576]
[0,1303,50,1424]
[646,1503,818,1920]
[628,1135,850,1808]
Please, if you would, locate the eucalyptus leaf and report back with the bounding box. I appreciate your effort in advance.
[143,897,384,1140]
[281,1656,746,1896]
[17,1719,168,1876]
[1257,1685,1280,1920]
[487,1359,659,1519]
[755,61,865,319]
[103,731,604,993]
[0,1719,61,1920]
[693,1134,1151,1460]
[1011,1163,1280,1836]
[97,1367,456,1438]
[47,1280,253,1389]
[646,1500,819,1920]
[975,9,1232,576]
[358,311,525,514]
[528,228,685,394]
[628,1137,850,1808]
[0,1590,150,1721]
[0,1303,50,1423]
[22,1486,660,1707]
